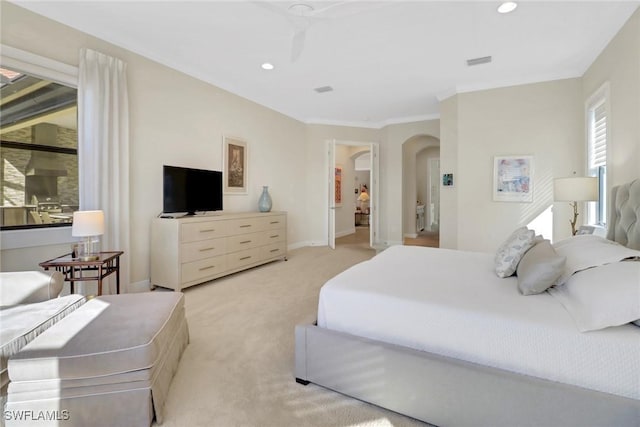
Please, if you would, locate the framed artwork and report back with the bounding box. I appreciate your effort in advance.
[493,155,533,202]
[334,166,342,207]
[442,173,454,187]
[223,136,248,194]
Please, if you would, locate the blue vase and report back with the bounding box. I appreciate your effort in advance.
[258,186,272,212]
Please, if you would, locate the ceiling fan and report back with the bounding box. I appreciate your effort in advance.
[257,1,385,62]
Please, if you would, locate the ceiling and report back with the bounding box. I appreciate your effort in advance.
[10,1,640,128]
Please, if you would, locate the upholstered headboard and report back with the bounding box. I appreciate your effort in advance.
[607,179,640,250]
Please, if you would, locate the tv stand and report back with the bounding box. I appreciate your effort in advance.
[150,211,287,291]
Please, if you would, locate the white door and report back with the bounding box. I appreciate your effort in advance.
[328,139,336,249]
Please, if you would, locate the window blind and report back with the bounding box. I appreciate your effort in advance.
[589,101,607,169]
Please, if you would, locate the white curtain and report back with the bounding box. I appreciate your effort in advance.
[78,48,130,293]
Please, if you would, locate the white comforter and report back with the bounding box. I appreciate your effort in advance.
[317,245,640,400]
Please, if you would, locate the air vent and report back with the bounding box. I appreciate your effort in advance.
[466,56,492,66]
[314,86,333,93]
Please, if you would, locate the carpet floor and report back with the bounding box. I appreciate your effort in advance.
[157,244,429,427]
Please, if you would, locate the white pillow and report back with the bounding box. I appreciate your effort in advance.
[494,227,536,278]
[552,235,640,285]
[516,240,566,295]
[548,260,640,332]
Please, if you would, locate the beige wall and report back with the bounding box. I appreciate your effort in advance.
[583,8,640,189]
[439,96,459,249]
[441,79,584,251]
[0,3,307,286]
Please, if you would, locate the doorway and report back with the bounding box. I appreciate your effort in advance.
[402,135,440,247]
[327,140,379,249]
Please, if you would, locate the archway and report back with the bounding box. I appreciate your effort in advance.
[402,134,440,246]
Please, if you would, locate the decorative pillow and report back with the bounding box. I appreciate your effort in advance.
[548,260,640,332]
[516,240,566,295]
[494,227,536,278]
[552,235,640,285]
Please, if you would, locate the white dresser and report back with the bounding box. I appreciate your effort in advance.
[150,211,287,291]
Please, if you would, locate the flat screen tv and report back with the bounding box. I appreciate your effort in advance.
[163,165,223,215]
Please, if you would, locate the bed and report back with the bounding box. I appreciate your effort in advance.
[295,179,640,427]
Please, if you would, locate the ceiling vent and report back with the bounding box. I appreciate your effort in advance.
[466,56,492,66]
[314,86,333,93]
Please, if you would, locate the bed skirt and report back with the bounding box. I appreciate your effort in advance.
[295,323,640,427]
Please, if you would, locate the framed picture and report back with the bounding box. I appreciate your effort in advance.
[442,173,454,187]
[334,166,342,207]
[493,155,533,202]
[223,136,248,194]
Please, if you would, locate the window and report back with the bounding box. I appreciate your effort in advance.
[0,66,79,229]
[586,83,609,226]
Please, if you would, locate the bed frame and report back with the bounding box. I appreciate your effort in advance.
[295,180,640,427]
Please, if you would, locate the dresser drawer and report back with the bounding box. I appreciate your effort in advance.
[260,242,286,260]
[181,238,226,263]
[227,233,261,253]
[226,248,260,271]
[181,255,226,283]
[181,221,227,243]
[259,215,286,230]
[260,229,285,245]
[226,218,261,235]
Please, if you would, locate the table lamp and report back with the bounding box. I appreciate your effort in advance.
[553,176,598,236]
[357,190,370,213]
[72,210,105,261]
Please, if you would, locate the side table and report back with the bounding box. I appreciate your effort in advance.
[39,251,123,296]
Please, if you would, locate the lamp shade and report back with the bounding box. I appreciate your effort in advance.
[72,210,105,237]
[553,177,598,202]
[357,192,370,202]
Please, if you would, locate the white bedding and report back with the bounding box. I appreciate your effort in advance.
[317,245,640,400]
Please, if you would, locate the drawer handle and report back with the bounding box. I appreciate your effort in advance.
[240,240,252,244]
[199,247,215,252]
[239,256,252,261]
[269,234,279,239]
[240,224,252,228]
[270,221,280,224]
[270,248,280,253]
[199,265,216,271]
[200,229,216,233]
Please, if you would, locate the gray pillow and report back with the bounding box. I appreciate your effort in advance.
[517,240,566,295]
[494,227,536,278]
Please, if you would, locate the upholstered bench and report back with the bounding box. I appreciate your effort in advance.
[5,292,189,427]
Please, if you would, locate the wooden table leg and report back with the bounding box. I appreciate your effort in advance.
[116,257,120,294]
[97,265,103,296]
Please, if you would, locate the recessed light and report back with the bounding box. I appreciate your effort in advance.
[314,86,333,93]
[261,63,274,70]
[497,2,518,14]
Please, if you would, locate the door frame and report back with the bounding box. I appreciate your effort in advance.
[325,139,379,249]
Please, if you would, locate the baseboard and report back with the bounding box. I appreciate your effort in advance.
[336,228,356,238]
[288,241,312,251]
[404,233,418,239]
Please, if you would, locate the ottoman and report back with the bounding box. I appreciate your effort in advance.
[5,292,189,427]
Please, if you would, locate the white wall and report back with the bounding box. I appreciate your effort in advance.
[583,8,640,189]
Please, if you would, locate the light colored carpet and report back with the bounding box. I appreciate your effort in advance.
[157,243,429,427]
